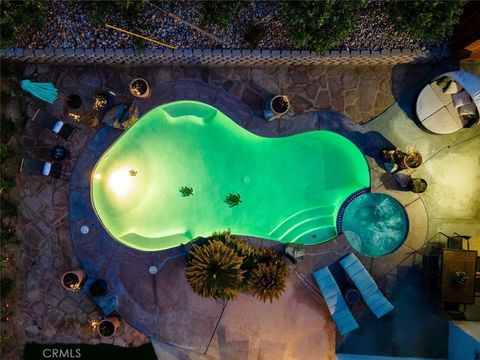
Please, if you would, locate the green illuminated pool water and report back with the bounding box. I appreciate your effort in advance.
[91,101,370,251]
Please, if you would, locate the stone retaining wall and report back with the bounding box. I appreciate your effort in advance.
[1,47,451,66]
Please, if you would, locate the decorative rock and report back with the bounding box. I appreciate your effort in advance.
[241,88,263,110]
[25,325,40,337]
[60,75,75,88]
[78,71,101,88]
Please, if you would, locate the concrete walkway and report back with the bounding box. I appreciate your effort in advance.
[365,100,480,240]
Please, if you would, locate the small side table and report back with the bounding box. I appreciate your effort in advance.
[50,145,69,161]
[345,288,361,305]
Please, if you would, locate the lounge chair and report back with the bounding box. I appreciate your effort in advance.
[31,109,77,140]
[313,267,359,335]
[339,253,394,318]
[20,158,62,179]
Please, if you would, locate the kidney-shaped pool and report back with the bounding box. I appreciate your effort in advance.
[91,101,371,251]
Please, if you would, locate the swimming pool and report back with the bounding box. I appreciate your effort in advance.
[91,101,370,251]
[341,193,409,256]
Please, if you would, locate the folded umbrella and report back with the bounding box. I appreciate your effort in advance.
[20,80,59,104]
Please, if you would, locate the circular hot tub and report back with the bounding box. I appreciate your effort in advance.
[341,193,408,257]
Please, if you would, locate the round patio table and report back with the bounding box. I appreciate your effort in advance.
[50,145,69,161]
[345,289,361,305]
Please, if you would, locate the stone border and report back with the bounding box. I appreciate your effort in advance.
[1,47,451,66]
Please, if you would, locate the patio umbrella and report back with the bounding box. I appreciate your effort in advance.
[20,80,58,104]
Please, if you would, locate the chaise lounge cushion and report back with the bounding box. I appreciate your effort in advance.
[458,103,478,116]
[444,80,463,94]
[452,90,473,109]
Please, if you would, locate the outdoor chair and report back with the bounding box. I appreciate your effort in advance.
[313,266,359,335]
[20,158,62,179]
[339,253,394,318]
[31,109,78,140]
[440,232,471,250]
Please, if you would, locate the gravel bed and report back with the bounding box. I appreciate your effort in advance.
[15,0,445,50]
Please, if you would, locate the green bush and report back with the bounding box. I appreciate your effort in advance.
[0,144,14,163]
[0,176,15,194]
[83,0,144,24]
[0,0,45,47]
[199,1,247,28]
[0,224,18,244]
[0,118,16,143]
[389,0,466,41]
[282,0,366,52]
[0,278,14,298]
[0,198,18,217]
[245,23,266,48]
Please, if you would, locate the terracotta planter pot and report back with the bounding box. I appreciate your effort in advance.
[98,316,121,338]
[270,95,291,116]
[61,268,86,292]
[129,78,151,99]
[397,151,422,169]
[408,178,428,193]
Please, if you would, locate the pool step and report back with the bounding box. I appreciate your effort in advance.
[279,218,337,244]
[269,205,335,239]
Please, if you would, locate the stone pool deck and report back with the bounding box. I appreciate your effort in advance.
[16,62,479,359]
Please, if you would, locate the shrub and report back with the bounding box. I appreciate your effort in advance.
[0,198,18,217]
[245,23,266,48]
[0,224,18,244]
[0,144,14,163]
[0,0,45,47]
[282,0,366,52]
[389,0,466,42]
[210,231,257,291]
[83,0,144,24]
[0,176,15,194]
[0,278,14,298]
[186,240,244,300]
[186,232,289,302]
[199,1,247,28]
[0,117,16,144]
[249,262,288,303]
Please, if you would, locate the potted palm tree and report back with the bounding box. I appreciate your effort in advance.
[61,268,86,292]
[97,316,121,338]
[408,178,428,193]
[129,78,151,99]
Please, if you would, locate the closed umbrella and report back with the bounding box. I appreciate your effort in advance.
[20,80,58,104]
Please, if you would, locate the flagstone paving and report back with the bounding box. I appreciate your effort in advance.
[16,62,456,359]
